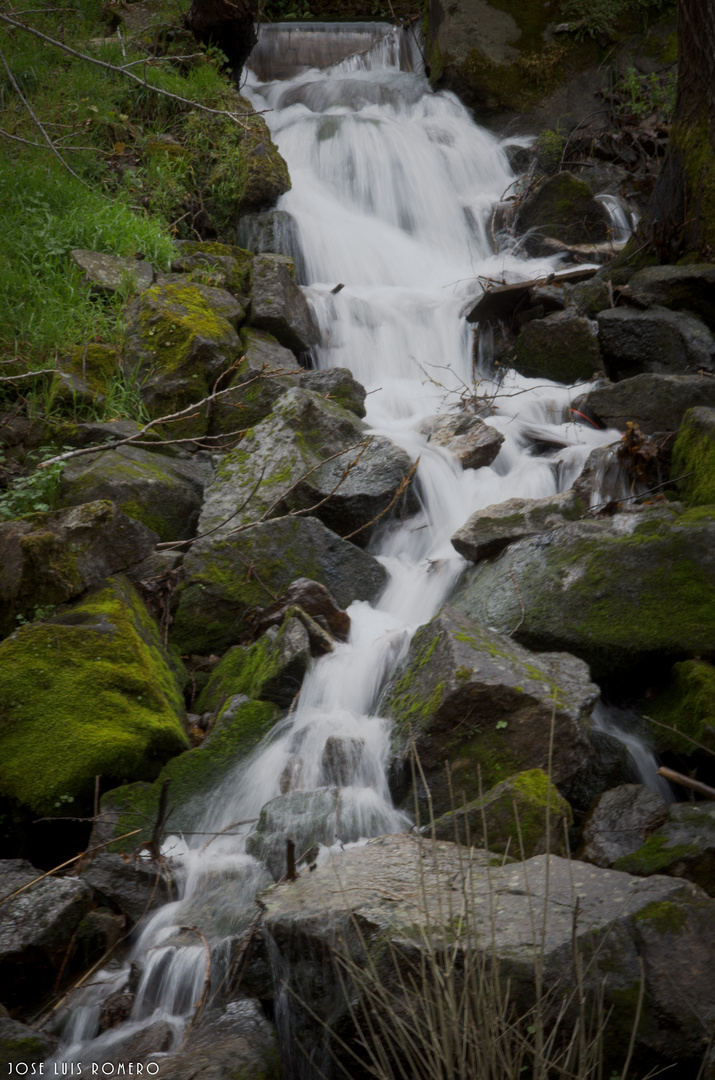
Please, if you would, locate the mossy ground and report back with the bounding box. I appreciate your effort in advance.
[0,576,188,815]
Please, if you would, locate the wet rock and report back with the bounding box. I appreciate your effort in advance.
[0,1004,57,1064]
[451,504,715,681]
[626,263,715,330]
[248,578,351,642]
[672,406,715,507]
[320,737,365,787]
[79,853,174,926]
[74,907,126,966]
[192,387,417,550]
[513,309,604,383]
[579,784,669,868]
[614,802,715,895]
[172,241,253,296]
[237,207,306,281]
[247,788,355,878]
[597,306,715,380]
[123,281,242,435]
[383,605,597,816]
[60,445,212,542]
[250,254,319,353]
[209,328,300,435]
[562,725,634,819]
[71,249,154,295]
[419,412,504,469]
[451,490,581,562]
[196,617,312,712]
[571,276,612,319]
[262,833,715,1073]
[431,769,572,857]
[0,859,92,1008]
[0,577,188,816]
[158,999,278,1080]
[299,367,367,418]
[79,1017,176,1066]
[517,173,610,250]
[576,372,715,433]
[173,515,387,655]
[571,441,632,509]
[0,500,158,638]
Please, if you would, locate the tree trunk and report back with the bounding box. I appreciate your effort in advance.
[641,0,715,261]
[184,0,258,78]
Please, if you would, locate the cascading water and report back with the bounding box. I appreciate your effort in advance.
[51,22,626,1074]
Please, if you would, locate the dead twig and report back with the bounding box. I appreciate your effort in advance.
[0,366,59,382]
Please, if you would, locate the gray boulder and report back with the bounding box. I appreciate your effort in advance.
[60,444,212,542]
[209,328,301,435]
[0,859,92,1008]
[597,306,715,380]
[156,1000,278,1080]
[250,254,319,353]
[578,784,669,868]
[614,801,715,895]
[451,504,715,680]
[517,173,610,249]
[172,516,387,655]
[514,309,604,384]
[420,412,504,469]
[247,788,346,878]
[451,490,581,562]
[79,853,174,926]
[382,605,598,815]
[626,263,715,330]
[71,249,154,295]
[0,1004,57,1064]
[0,500,157,637]
[576,372,715,432]
[299,367,367,418]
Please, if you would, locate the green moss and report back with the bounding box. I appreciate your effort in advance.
[118,498,166,539]
[175,241,253,294]
[613,834,699,876]
[137,281,233,379]
[648,660,715,754]
[673,119,715,255]
[196,621,308,711]
[672,410,715,507]
[633,899,687,934]
[0,577,188,815]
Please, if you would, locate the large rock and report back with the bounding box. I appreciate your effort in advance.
[597,306,715,380]
[451,490,582,562]
[576,372,715,433]
[60,445,212,542]
[299,367,366,418]
[614,802,715,896]
[419,412,504,469]
[237,207,306,281]
[0,577,188,816]
[250,254,319,353]
[451,504,715,681]
[247,788,347,878]
[0,859,92,1008]
[626,264,715,330]
[155,1000,278,1080]
[383,605,598,815]
[517,173,610,249]
[261,834,715,1074]
[671,406,715,506]
[192,387,417,547]
[578,784,669,868]
[208,328,300,435]
[71,249,154,296]
[79,852,174,926]
[123,281,243,433]
[513,309,604,384]
[0,1004,57,1065]
[0,501,157,638]
[173,516,387,655]
[172,240,253,296]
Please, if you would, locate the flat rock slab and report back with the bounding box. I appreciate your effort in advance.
[71,249,154,295]
[452,490,581,562]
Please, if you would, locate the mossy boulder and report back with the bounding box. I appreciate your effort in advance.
[172,241,253,296]
[597,307,715,381]
[671,406,715,506]
[52,343,121,407]
[451,504,715,682]
[196,617,312,712]
[614,802,715,896]
[299,367,366,419]
[646,659,715,756]
[0,576,189,816]
[250,254,319,353]
[517,173,610,248]
[94,698,281,851]
[239,118,291,215]
[60,444,212,542]
[578,372,715,433]
[452,490,582,563]
[123,281,243,436]
[513,309,604,384]
[172,516,387,655]
[208,328,300,436]
[0,1004,57,1064]
[194,387,417,547]
[431,769,573,857]
[382,605,597,816]
[0,500,158,638]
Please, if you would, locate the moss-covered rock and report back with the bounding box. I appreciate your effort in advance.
[431,769,572,857]
[0,500,158,638]
[0,1004,57,1065]
[451,504,715,682]
[646,659,715,755]
[451,490,583,563]
[94,698,280,851]
[671,406,715,507]
[172,515,387,655]
[52,343,122,407]
[172,241,253,296]
[614,802,715,896]
[208,328,300,436]
[299,367,367,419]
[517,173,610,248]
[382,605,597,816]
[239,118,291,216]
[514,309,604,384]
[578,784,669,868]
[71,249,154,296]
[123,281,243,436]
[60,444,212,542]
[0,576,188,816]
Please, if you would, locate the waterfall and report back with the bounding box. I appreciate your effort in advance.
[51,22,620,1072]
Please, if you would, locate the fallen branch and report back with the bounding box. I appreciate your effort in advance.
[0,366,59,382]
[657,767,715,801]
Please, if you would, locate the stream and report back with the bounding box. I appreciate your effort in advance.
[51,20,652,1074]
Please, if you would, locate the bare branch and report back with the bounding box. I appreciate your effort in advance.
[0,367,58,382]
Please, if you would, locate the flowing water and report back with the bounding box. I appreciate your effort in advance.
[52,22,633,1073]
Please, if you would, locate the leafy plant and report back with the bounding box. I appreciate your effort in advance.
[612,65,677,122]
[559,0,676,38]
[0,447,67,520]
